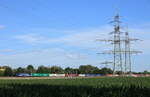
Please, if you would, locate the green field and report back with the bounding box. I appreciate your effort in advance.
[0,77,150,97]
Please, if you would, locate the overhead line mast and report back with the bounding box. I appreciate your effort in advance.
[124,27,142,74]
[97,14,123,74]
[97,13,142,75]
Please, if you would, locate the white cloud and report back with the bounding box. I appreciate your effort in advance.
[59,25,112,48]
[9,25,150,71]
[15,33,49,45]
[129,27,150,54]
[14,25,150,54]
[0,48,95,68]
[0,49,14,53]
[0,25,5,29]
[14,25,112,49]
[66,53,87,60]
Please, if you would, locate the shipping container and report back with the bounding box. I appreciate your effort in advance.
[111,74,119,77]
[106,74,113,77]
[65,74,79,77]
[49,74,57,77]
[31,73,49,77]
[85,74,102,77]
[16,73,31,77]
[55,74,65,77]
[79,74,85,77]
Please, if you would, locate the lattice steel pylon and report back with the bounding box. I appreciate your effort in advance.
[97,14,123,74]
[96,13,142,75]
[124,30,142,74]
[112,14,123,74]
[124,31,131,74]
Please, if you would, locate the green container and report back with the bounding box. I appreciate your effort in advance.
[31,73,49,77]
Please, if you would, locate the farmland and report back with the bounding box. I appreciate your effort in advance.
[0,77,150,97]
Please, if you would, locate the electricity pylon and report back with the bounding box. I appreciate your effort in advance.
[97,14,123,74]
[124,29,142,74]
[97,13,142,75]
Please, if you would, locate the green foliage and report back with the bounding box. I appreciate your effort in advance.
[36,65,50,73]
[0,77,150,97]
[143,70,150,74]
[79,65,100,74]
[4,66,13,76]
[0,71,4,76]
[26,65,35,73]
[0,65,150,76]
[99,67,113,75]
[16,67,26,73]
[50,66,64,74]
[65,67,79,74]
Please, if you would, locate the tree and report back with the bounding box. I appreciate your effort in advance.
[36,66,50,73]
[50,66,64,74]
[16,67,26,74]
[143,70,149,74]
[79,65,100,74]
[0,71,4,76]
[73,68,80,74]
[115,71,123,75]
[26,65,35,73]
[65,67,79,74]
[92,68,101,74]
[0,66,5,76]
[4,67,13,76]
[99,67,113,75]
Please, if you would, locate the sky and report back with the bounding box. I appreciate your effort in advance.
[0,0,149,71]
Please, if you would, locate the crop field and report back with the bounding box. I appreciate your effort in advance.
[0,77,150,97]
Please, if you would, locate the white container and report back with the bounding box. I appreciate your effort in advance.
[55,74,65,77]
[49,74,57,77]
[79,74,85,77]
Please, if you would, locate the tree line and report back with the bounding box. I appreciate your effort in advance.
[0,65,149,76]
[0,65,113,76]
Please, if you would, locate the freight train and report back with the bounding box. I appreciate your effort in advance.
[16,73,146,77]
[16,73,103,77]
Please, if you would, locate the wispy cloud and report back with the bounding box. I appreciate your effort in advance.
[15,33,53,45]
[14,25,150,53]
[0,25,5,29]
[0,48,94,68]
[10,24,150,71]
[14,25,112,48]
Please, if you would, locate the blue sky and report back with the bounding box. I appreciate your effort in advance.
[0,0,149,71]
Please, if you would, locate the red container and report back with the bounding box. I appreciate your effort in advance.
[65,74,79,77]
